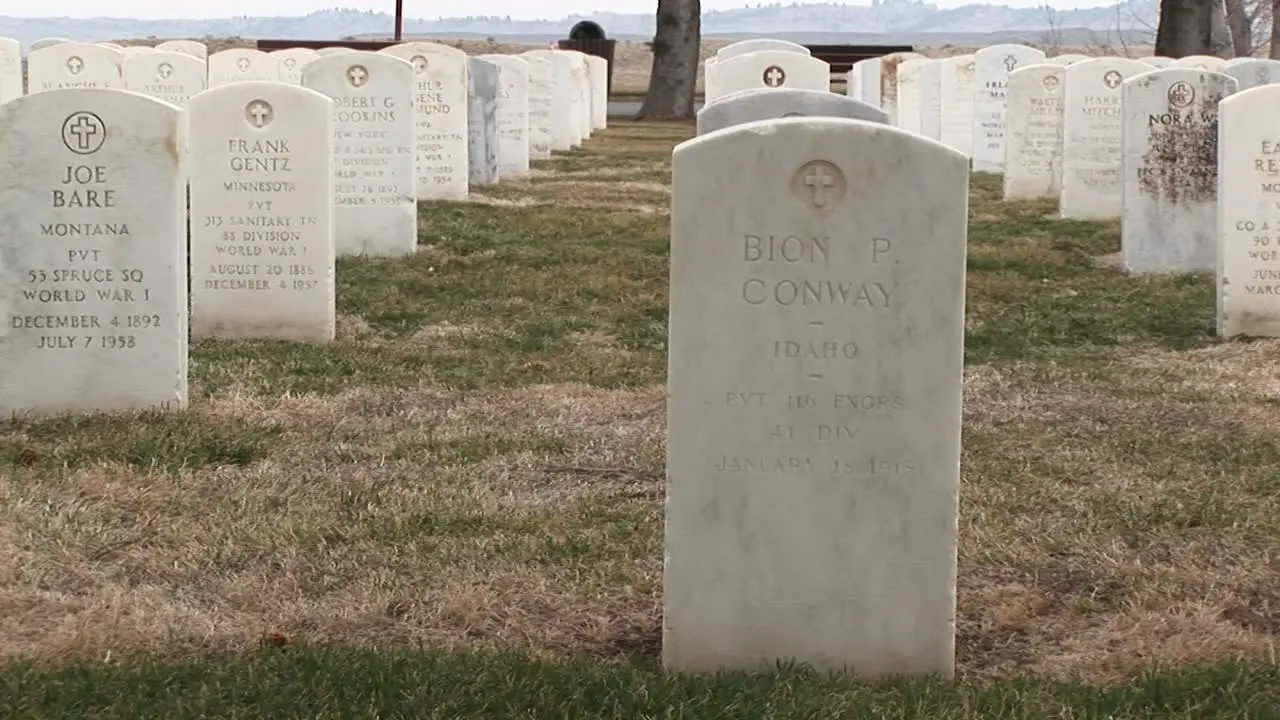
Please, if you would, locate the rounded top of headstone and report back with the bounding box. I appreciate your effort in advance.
[569,21,607,41]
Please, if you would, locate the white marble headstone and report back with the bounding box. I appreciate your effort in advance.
[851,58,881,107]
[1224,59,1280,91]
[477,54,530,177]
[273,48,318,85]
[712,50,830,98]
[1121,69,1234,274]
[938,55,976,157]
[381,42,470,200]
[716,39,810,61]
[696,87,887,135]
[467,57,500,187]
[971,44,1047,173]
[919,59,943,140]
[209,49,281,86]
[27,43,124,93]
[0,37,20,104]
[187,82,336,341]
[524,49,575,152]
[522,53,553,160]
[1003,64,1065,200]
[894,58,928,135]
[1170,55,1226,72]
[1217,85,1280,336]
[28,38,71,53]
[123,51,207,106]
[302,51,417,257]
[878,52,924,124]
[666,117,966,678]
[586,54,609,131]
[154,40,207,60]
[1059,57,1152,219]
[0,89,187,415]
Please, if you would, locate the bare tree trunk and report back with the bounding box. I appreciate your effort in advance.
[1272,0,1280,57]
[636,0,701,120]
[1224,0,1252,55]
[1156,0,1215,56]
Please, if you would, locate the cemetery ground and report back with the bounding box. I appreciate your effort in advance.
[2,121,1279,717]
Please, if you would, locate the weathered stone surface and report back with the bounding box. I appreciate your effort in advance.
[938,55,976,157]
[971,44,1046,173]
[878,52,924,124]
[1059,57,1152,219]
[27,43,123,93]
[188,81,336,341]
[716,39,811,62]
[1224,58,1280,91]
[1044,54,1088,65]
[381,42,470,200]
[1170,55,1227,72]
[1141,56,1173,67]
[666,117,967,678]
[123,51,207,106]
[273,48,318,85]
[208,49,281,86]
[154,40,207,60]
[1003,63,1065,200]
[521,53,552,160]
[850,57,880,107]
[1218,85,1280,337]
[919,59,942,140]
[895,57,928,134]
[586,54,608,130]
[523,49,575,151]
[1121,69,1234,274]
[477,54,531,177]
[467,57,500,187]
[697,87,887,135]
[302,51,417,257]
[0,89,187,415]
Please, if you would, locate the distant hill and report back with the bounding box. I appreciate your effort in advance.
[0,1,1159,50]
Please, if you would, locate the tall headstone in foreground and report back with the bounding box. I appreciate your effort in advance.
[477,54,531,177]
[27,43,123,93]
[1003,64,1065,200]
[666,117,967,677]
[522,53,553,160]
[696,87,887,136]
[1217,85,1280,337]
[187,82,336,341]
[381,42,470,200]
[971,44,1046,173]
[302,51,417,257]
[1059,57,1151,219]
[467,57,500,187]
[123,51,207,106]
[0,89,187,415]
[1121,69,1234,274]
[0,37,20,103]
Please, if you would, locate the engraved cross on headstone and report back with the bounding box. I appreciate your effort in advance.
[765,67,785,87]
[69,115,98,150]
[804,165,836,208]
[1003,54,1018,72]
[1169,83,1192,106]
[348,66,368,86]
[248,102,271,127]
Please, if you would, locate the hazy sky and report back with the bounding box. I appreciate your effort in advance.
[9,1,1111,21]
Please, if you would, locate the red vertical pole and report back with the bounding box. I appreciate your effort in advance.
[394,0,404,41]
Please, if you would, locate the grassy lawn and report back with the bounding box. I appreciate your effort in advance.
[2,121,1279,717]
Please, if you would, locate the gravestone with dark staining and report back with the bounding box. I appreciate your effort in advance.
[467,57,500,187]
[696,87,887,135]
[1121,68,1235,274]
[665,117,968,678]
[0,89,188,415]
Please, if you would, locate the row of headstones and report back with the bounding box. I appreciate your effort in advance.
[0,38,611,200]
[0,44,614,416]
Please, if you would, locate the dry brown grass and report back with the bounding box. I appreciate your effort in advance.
[3,121,1278,690]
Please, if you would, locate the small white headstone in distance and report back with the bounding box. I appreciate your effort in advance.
[0,89,187,415]
[381,42,470,200]
[586,54,608,130]
[894,58,928,135]
[1121,69,1234,274]
[0,37,20,103]
[524,49,576,151]
[666,117,967,678]
[188,82,336,341]
[716,39,810,61]
[1224,58,1280,91]
[123,51,207,106]
[209,49,281,86]
[712,50,831,98]
[939,55,976,156]
[27,43,124,93]
[273,48,318,85]
[878,52,924,124]
[154,40,207,60]
[522,53,553,160]
[302,51,417,257]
